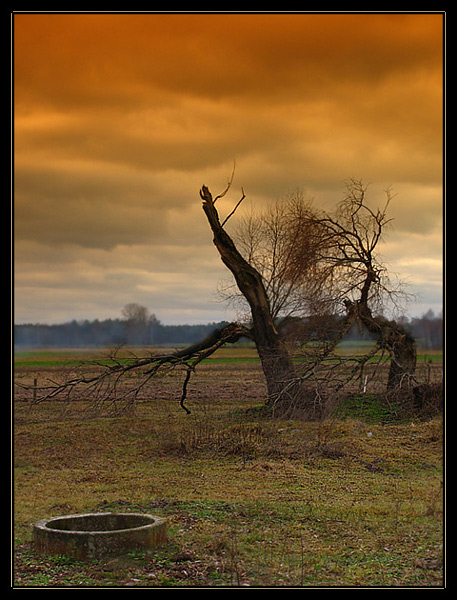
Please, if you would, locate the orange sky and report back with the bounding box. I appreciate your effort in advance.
[14,12,444,324]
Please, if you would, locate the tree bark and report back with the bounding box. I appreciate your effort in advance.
[348,299,417,389]
[201,185,303,408]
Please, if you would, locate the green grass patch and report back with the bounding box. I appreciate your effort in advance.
[13,345,443,369]
[336,393,402,423]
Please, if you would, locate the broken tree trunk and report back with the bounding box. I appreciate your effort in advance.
[200,185,305,410]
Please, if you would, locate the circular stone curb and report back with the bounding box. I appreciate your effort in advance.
[33,512,167,560]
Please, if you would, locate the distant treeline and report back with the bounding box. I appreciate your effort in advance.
[14,319,231,349]
[403,309,443,350]
[14,309,443,349]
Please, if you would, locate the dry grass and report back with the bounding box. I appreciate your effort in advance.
[13,350,444,587]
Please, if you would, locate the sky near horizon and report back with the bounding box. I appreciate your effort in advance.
[14,12,444,325]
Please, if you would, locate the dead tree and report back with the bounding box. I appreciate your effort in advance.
[228,180,417,393]
[16,178,417,416]
[308,179,417,389]
[201,185,306,410]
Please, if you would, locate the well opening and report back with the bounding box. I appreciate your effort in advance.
[48,513,153,532]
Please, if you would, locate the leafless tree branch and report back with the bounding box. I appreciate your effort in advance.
[16,322,253,415]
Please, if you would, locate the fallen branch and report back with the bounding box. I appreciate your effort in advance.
[15,322,252,414]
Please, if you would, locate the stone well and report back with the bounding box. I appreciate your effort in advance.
[33,512,167,560]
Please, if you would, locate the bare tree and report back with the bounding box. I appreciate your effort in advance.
[301,179,417,389]
[231,180,416,391]
[201,184,305,410]
[18,178,417,416]
[227,189,337,321]
[121,303,151,345]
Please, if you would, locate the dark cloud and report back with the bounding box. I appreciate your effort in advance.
[13,12,444,323]
[15,13,442,107]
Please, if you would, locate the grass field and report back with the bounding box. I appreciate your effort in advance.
[13,343,443,368]
[13,347,444,588]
